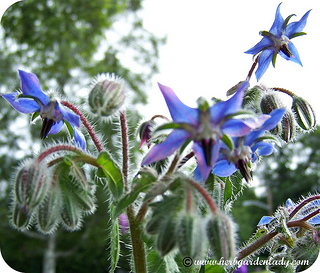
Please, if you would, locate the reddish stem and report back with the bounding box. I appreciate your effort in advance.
[61,100,103,152]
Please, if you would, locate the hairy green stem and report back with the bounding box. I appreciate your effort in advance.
[120,111,147,273]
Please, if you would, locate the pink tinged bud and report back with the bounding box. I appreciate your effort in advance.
[281,110,296,143]
[12,203,33,229]
[138,120,154,149]
[206,213,237,260]
[14,160,49,209]
[88,75,125,117]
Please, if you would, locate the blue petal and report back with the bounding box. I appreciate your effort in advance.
[286,198,295,208]
[255,49,274,81]
[258,216,275,226]
[286,10,311,38]
[49,120,64,135]
[193,140,221,181]
[245,37,272,55]
[1,92,41,113]
[259,109,285,131]
[142,129,191,165]
[210,81,249,123]
[73,126,86,151]
[56,101,81,128]
[269,3,284,36]
[222,119,252,137]
[212,160,237,177]
[158,83,199,125]
[280,42,302,65]
[18,70,49,106]
[251,142,275,162]
[308,215,320,225]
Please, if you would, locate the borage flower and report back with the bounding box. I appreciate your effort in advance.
[1,70,86,150]
[212,108,285,183]
[245,3,311,81]
[142,81,268,181]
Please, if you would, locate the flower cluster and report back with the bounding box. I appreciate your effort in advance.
[141,82,285,182]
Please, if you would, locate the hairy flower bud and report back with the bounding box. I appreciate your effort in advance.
[292,96,316,131]
[280,110,296,143]
[206,213,237,260]
[12,203,33,230]
[156,215,177,256]
[60,194,83,231]
[177,213,206,259]
[37,184,61,234]
[88,74,125,117]
[14,160,49,209]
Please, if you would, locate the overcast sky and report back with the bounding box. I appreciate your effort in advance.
[1,1,320,272]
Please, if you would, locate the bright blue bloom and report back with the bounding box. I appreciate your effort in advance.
[142,81,267,181]
[245,3,311,81]
[1,70,86,150]
[212,109,285,182]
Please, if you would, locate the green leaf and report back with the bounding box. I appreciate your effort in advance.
[31,111,40,121]
[204,264,226,273]
[290,31,307,39]
[110,218,120,272]
[221,134,234,151]
[154,122,184,132]
[223,178,233,204]
[64,120,74,138]
[96,151,124,199]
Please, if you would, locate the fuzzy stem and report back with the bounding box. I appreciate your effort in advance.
[119,111,129,191]
[272,87,296,97]
[37,144,84,163]
[120,111,147,272]
[61,100,103,152]
[246,54,259,81]
[237,231,278,260]
[126,205,147,273]
[187,178,218,214]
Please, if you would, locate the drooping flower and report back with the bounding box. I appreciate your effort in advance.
[212,108,285,183]
[258,198,320,226]
[1,70,86,150]
[142,81,268,181]
[245,3,311,81]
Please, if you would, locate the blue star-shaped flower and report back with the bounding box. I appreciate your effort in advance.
[142,81,268,181]
[245,3,311,81]
[1,70,86,150]
[212,109,285,182]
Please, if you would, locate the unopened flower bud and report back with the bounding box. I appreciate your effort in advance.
[206,213,237,260]
[37,184,61,234]
[281,110,296,143]
[260,93,283,135]
[88,74,125,117]
[292,96,316,131]
[14,160,49,208]
[177,213,206,259]
[12,203,33,229]
[138,120,155,149]
[156,215,177,256]
[60,194,83,231]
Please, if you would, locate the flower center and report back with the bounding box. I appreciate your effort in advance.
[39,100,63,139]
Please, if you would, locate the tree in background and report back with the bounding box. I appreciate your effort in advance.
[0,1,165,272]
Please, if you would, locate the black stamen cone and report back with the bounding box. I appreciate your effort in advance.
[200,139,213,166]
[280,44,292,58]
[40,118,55,139]
[237,159,253,184]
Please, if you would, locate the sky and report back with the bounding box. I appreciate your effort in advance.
[1,1,320,272]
